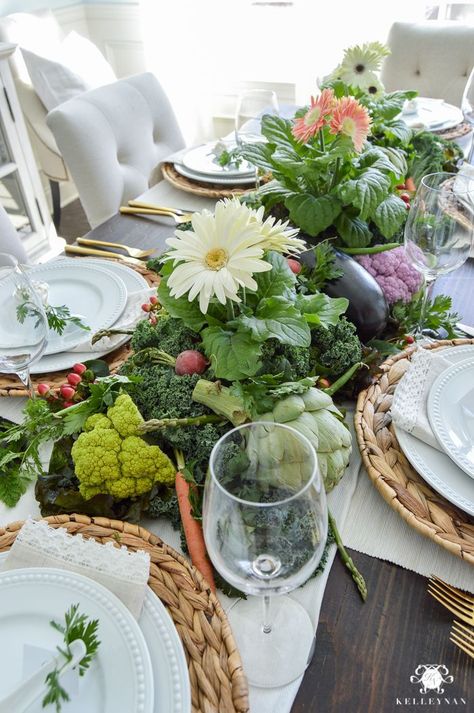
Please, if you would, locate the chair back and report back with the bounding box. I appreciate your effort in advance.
[47,72,185,227]
[0,204,28,263]
[381,21,474,107]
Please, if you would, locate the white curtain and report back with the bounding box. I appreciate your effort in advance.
[139,0,428,144]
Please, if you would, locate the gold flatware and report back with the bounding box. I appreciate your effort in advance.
[119,206,193,224]
[76,238,154,259]
[65,244,145,266]
[428,575,474,626]
[450,620,474,659]
[128,200,192,215]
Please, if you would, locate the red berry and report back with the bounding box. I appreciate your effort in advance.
[404,335,415,344]
[405,202,411,210]
[318,377,331,389]
[149,295,158,305]
[396,184,406,190]
[73,363,87,375]
[141,303,151,312]
[37,383,50,396]
[60,384,76,400]
[399,192,411,204]
[62,400,75,408]
[67,372,82,386]
[287,258,302,275]
[175,350,208,376]
[149,315,157,325]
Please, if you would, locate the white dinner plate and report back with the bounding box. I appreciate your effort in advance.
[0,567,154,713]
[401,97,463,132]
[174,162,256,186]
[428,358,474,479]
[182,142,255,177]
[23,262,127,356]
[30,259,148,375]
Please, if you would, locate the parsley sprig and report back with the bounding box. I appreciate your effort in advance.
[16,291,90,336]
[43,603,100,712]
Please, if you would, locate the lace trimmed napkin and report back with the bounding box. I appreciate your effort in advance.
[391,347,455,450]
[1,519,150,618]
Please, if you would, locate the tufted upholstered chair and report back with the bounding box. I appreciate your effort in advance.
[381,22,474,107]
[46,73,185,227]
[0,204,28,264]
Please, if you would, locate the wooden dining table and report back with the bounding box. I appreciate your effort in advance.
[79,206,474,713]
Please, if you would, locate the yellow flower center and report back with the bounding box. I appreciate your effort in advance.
[341,117,356,137]
[305,106,321,126]
[205,247,228,270]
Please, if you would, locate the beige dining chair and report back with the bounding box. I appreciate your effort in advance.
[381,21,474,107]
[0,204,28,263]
[46,72,185,228]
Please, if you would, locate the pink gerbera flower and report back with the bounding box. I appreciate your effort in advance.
[329,97,371,152]
[292,89,335,143]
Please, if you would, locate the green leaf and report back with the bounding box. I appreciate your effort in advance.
[379,146,408,178]
[373,195,407,238]
[334,211,372,247]
[0,468,25,507]
[374,91,417,120]
[201,327,263,380]
[238,296,311,347]
[382,119,413,146]
[240,142,275,173]
[297,293,348,327]
[285,194,341,237]
[341,169,391,221]
[83,359,110,377]
[261,114,298,150]
[257,179,291,200]
[157,278,206,331]
[253,250,296,299]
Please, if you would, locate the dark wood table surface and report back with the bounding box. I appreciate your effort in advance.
[84,213,474,713]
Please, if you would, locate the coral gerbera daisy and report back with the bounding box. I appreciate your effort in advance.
[292,89,335,143]
[329,97,371,152]
[164,200,271,314]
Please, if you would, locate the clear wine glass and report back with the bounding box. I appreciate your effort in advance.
[203,422,328,688]
[404,172,474,337]
[461,67,474,162]
[0,253,48,394]
[234,88,279,146]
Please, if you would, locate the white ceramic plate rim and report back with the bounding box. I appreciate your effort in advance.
[0,565,154,713]
[174,162,256,185]
[428,358,474,478]
[182,142,255,177]
[25,263,127,356]
[401,97,463,131]
[0,554,191,713]
[30,260,148,375]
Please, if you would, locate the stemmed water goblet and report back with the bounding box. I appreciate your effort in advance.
[0,253,48,394]
[203,422,328,688]
[404,172,474,337]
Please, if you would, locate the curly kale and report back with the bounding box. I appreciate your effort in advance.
[145,488,181,529]
[258,339,312,380]
[311,319,362,378]
[131,316,200,355]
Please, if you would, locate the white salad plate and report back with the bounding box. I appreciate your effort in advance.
[30,259,148,375]
[182,142,255,177]
[174,162,256,186]
[23,262,127,356]
[428,358,474,479]
[401,97,463,131]
[0,566,154,713]
[0,554,191,713]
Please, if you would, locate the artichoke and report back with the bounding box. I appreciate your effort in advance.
[259,389,352,491]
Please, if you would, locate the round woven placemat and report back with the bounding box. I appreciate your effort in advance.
[162,163,250,198]
[433,120,472,141]
[0,259,160,397]
[0,514,249,713]
[355,338,474,565]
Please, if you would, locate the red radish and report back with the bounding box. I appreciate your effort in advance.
[396,183,406,190]
[149,315,157,325]
[62,400,75,408]
[175,350,208,376]
[141,303,151,312]
[67,373,82,386]
[287,258,302,274]
[37,383,50,396]
[150,295,158,305]
[73,363,87,375]
[60,384,76,400]
[404,335,415,345]
[318,377,331,389]
[399,192,410,204]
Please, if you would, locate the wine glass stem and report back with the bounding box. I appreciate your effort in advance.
[262,595,272,634]
[416,275,436,336]
[16,368,34,399]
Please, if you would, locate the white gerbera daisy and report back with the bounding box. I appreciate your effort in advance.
[164,199,271,314]
[359,71,385,100]
[340,42,390,86]
[250,206,307,254]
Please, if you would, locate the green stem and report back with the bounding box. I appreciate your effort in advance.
[138,413,224,433]
[91,327,134,345]
[329,157,341,191]
[340,243,399,256]
[127,348,176,368]
[319,128,325,153]
[323,362,364,396]
[192,379,250,426]
[329,510,367,601]
[174,447,185,471]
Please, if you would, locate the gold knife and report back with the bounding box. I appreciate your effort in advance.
[65,244,145,266]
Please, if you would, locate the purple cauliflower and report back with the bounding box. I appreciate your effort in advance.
[356,247,422,305]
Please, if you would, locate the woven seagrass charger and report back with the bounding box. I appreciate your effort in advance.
[0,514,249,713]
[355,338,474,565]
[161,163,250,199]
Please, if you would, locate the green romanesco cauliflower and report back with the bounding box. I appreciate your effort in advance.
[71,394,175,500]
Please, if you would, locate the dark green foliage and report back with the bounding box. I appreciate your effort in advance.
[311,318,362,377]
[299,241,344,292]
[145,488,181,529]
[131,316,200,355]
[408,131,463,186]
[258,339,312,381]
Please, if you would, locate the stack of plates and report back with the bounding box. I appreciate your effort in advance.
[174,142,256,186]
[24,258,148,376]
[394,345,474,516]
[0,557,191,712]
[400,97,464,132]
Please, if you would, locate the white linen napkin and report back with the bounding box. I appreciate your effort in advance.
[1,518,150,618]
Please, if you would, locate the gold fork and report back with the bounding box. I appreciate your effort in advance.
[76,237,154,258]
[128,200,192,215]
[428,575,474,626]
[119,206,193,224]
[450,620,474,659]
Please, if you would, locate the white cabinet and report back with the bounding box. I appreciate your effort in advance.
[0,43,64,262]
